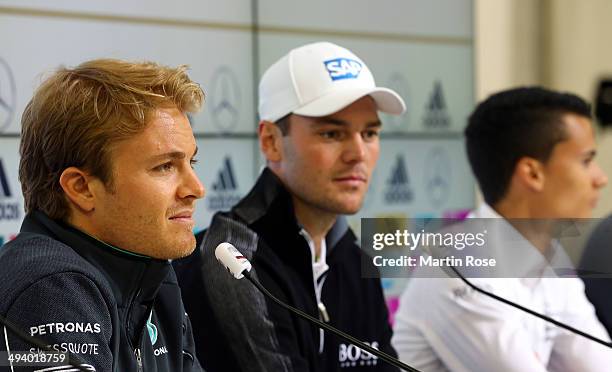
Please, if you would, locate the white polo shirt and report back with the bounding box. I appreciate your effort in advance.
[391,204,612,372]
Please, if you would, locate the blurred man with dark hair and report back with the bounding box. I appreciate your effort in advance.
[392,87,612,371]
[466,87,598,218]
[0,59,206,371]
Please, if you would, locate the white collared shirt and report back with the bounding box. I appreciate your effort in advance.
[300,229,330,353]
[392,204,612,372]
[299,229,329,283]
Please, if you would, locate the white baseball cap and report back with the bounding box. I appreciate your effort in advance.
[258,42,406,122]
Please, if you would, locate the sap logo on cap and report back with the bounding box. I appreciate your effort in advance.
[323,58,362,81]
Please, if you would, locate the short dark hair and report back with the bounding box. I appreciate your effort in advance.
[274,114,291,135]
[465,86,591,206]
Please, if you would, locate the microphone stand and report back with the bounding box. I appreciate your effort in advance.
[242,270,420,372]
[448,265,612,349]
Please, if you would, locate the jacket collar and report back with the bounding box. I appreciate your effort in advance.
[467,203,574,281]
[232,167,350,254]
[21,211,171,344]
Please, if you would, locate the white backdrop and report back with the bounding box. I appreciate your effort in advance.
[0,0,475,313]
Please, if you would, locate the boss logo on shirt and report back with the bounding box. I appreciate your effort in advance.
[323,58,362,81]
[338,341,378,368]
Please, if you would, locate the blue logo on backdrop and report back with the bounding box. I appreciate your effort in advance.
[212,157,237,192]
[384,155,413,203]
[423,81,450,128]
[207,156,242,211]
[0,158,20,221]
[324,58,362,81]
[0,158,11,198]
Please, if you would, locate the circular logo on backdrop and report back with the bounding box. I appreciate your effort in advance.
[0,58,16,133]
[424,147,451,207]
[382,72,409,130]
[210,66,241,133]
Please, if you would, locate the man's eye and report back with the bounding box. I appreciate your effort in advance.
[154,162,174,172]
[190,158,199,169]
[320,131,340,139]
[363,130,380,140]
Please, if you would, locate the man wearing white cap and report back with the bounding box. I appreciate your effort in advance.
[174,42,406,371]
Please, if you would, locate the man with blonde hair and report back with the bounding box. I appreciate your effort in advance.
[0,59,206,371]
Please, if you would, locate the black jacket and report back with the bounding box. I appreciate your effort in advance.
[0,211,203,371]
[174,168,397,372]
[580,214,612,337]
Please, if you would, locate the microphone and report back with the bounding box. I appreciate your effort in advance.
[0,314,90,371]
[215,242,252,279]
[215,242,421,372]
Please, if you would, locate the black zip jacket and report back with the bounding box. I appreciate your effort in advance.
[174,168,398,372]
[0,211,203,371]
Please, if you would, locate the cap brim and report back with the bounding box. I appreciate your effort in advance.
[292,87,406,118]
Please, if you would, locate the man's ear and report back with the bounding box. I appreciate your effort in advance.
[515,157,546,192]
[258,120,283,163]
[59,167,98,213]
